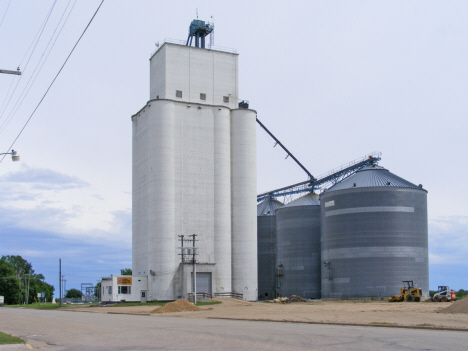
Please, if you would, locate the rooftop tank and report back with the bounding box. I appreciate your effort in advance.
[320,164,429,299]
[276,193,321,299]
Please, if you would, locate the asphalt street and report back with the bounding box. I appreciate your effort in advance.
[0,308,467,350]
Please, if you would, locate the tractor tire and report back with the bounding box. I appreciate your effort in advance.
[415,297,421,302]
[441,296,448,302]
[405,294,415,302]
[433,296,440,302]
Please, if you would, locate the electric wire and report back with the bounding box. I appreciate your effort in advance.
[0,0,77,135]
[0,0,11,34]
[0,0,57,122]
[0,0,105,163]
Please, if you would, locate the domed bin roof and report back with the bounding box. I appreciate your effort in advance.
[283,192,320,207]
[324,164,424,193]
[257,197,284,216]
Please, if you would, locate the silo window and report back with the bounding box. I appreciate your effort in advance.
[176,90,182,98]
[223,96,229,103]
[200,93,206,100]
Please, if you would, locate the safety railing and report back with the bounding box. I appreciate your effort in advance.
[214,292,244,300]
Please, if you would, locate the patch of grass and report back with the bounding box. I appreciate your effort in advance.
[107,302,166,307]
[195,301,221,306]
[0,331,23,345]
[369,322,397,325]
[6,303,61,309]
[416,323,433,327]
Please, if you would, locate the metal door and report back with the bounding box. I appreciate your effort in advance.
[191,273,212,294]
[140,290,147,303]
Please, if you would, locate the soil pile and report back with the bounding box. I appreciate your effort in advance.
[439,296,468,314]
[152,299,201,313]
[289,295,308,303]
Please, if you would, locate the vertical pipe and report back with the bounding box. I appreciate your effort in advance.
[231,109,257,301]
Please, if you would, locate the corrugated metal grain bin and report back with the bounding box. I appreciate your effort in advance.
[320,164,429,299]
[276,193,321,299]
[257,198,284,300]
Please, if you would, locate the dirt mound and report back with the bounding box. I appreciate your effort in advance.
[152,299,201,313]
[289,295,308,303]
[439,295,468,314]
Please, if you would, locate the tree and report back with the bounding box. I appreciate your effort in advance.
[94,282,101,298]
[120,268,132,275]
[0,258,22,304]
[1,255,54,303]
[65,288,82,298]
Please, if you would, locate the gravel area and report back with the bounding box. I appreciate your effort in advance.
[62,297,468,330]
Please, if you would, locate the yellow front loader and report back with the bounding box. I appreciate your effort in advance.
[388,281,422,302]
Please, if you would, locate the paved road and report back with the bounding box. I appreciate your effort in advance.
[0,308,467,350]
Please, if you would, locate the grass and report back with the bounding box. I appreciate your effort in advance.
[5,300,222,309]
[369,322,397,325]
[6,303,62,309]
[195,301,221,306]
[108,302,166,307]
[0,331,23,345]
[108,301,221,307]
[416,323,434,327]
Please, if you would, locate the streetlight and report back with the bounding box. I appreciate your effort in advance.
[0,150,20,162]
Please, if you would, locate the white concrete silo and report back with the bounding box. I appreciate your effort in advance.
[231,109,257,301]
[132,41,257,301]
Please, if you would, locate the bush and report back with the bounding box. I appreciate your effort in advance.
[65,288,83,298]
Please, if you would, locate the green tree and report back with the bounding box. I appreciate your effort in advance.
[65,288,83,298]
[120,268,132,275]
[0,258,22,304]
[1,255,55,304]
[456,289,467,299]
[94,282,101,298]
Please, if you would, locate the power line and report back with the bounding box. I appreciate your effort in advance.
[0,0,12,34]
[0,0,77,135]
[0,0,105,163]
[0,0,57,121]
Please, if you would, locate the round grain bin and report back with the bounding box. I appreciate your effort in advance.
[276,193,321,299]
[257,198,284,300]
[320,164,429,299]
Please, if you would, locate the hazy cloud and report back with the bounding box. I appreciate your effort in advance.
[0,165,89,190]
[429,216,468,265]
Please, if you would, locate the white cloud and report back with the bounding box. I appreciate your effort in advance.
[429,216,468,265]
[0,165,131,244]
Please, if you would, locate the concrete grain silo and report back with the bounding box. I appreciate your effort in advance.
[276,193,321,299]
[257,198,284,300]
[132,27,257,301]
[320,164,429,299]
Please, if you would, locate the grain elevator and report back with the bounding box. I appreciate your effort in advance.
[132,21,257,301]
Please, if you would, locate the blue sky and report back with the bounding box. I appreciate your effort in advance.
[1,0,467,293]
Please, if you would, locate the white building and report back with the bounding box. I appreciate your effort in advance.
[101,276,148,303]
[131,41,257,301]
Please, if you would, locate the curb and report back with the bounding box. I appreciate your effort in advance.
[206,317,468,332]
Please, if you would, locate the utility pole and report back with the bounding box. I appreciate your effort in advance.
[59,259,61,307]
[192,234,197,305]
[178,235,185,299]
[0,68,21,75]
[178,234,199,303]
